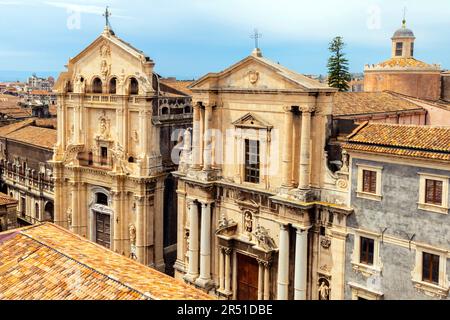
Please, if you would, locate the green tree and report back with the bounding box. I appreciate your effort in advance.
[327,36,351,92]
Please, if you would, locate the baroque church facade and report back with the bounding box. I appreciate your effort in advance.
[174,48,353,300]
[52,24,192,271]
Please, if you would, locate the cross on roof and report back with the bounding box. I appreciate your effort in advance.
[103,6,111,28]
[402,6,407,27]
[250,29,262,49]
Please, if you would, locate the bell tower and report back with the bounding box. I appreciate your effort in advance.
[391,17,416,58]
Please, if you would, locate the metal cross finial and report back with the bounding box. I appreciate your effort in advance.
[402,6,407,27]
[103,6,111,28]
[251,29,262,49]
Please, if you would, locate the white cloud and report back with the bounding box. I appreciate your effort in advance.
[43,1,131,19]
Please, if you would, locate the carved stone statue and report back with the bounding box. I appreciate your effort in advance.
[67,208,72,227]
[129,224,137,246]
[101,60,111,79]
[318,279,331,300]
[341,150,349,172]
[112,142,132,174]
[74,75,85,93]
[244,211,253,234]
[97,116,110,140]
[253,225,276,251]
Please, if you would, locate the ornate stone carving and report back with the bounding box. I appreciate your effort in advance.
[74,75,85,93]
[216,213,237,236]
[300,105,316,113]
[336,178,348,189]
[129,224,136,246]
[112,142,132,175]
[248,70,259,84]
[318,278,331,300]
[341,150,349,173]
[321,237,332,249]
[96,113,111,140]
[253,225,276,251]
[132,130,139,143]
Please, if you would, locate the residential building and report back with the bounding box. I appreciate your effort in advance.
[342,122,450,300]
[0,192,18,232]
[0,119,56,227]
[0,223,211,300]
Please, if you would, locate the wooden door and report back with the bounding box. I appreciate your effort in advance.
[237,253,259,300]
[95,212,111,249]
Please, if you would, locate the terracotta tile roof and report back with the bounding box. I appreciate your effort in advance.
[30,90,53,95]
[0,192,17,206]
[0,94,32,118]
[0,223,212,300]
[5,126,57,149]
[160,79,194,96]
[34,118,57,129]
[0,119,35,137]
[333,92,424,117]
[376,57,434,68]
[343,122,450,161]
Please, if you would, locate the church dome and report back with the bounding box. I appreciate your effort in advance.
[392,22,415,39]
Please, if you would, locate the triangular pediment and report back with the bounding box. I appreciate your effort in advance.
[232,113,273,130]
[190,53,333,93]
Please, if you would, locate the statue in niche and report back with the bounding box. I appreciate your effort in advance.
[318,279,331,300]
[129,224,136,246]
[341,150,349,173]
[97,115,111,140]
[100,60,111,79]
[244,211,253,234]
[112,142,132,175]
[67,208,72,227]
[74,75,85,93]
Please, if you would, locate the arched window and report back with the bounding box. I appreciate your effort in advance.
[128,156,135,163]
[96,193,109,206]
[184,106,191,114]
[92,77,103,94]
[44,202,54,222]
[109,78,117,94]
[162,107,169,115]
[35,203,39,219]
[129,78,139,95]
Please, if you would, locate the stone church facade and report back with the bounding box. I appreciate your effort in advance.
[51,25,192,272]
[174,48,353,300]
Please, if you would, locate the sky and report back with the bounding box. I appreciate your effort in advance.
[0,0,449,81]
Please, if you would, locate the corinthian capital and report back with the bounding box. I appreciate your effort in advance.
[300,105,316,113]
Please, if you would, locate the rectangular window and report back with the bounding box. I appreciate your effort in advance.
[359,237,374,266]
[422,252,440,284]
[362,170,377,194]
[425,179,443,206]
[244,139,260,184]
[410,42,414,56]
[396,42,403,56]
[100,147,108,166]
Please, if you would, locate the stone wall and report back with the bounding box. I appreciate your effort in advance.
[442,74,450,102]
[364,72,441,101]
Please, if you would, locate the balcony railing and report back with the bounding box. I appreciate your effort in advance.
[1,167,54,193]
[77,153,113,170]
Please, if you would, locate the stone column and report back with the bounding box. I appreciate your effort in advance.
[112,191,122,254]
[203,104,213,171]
[135,195,146,265]
[70,182,79,234]
[196,202,212,287]
[282,107,294,188]
[191,103,202,170]
[263,261,271,300]
[224,248,232,294]
[258,260,265,300]
[294,226,310,300]
[218,247,225,291]
[73,104,81,144]
[185,200,199,281]
[298,106,314,190]
[277,224,290,300]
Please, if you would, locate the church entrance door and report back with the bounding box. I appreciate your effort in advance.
[95,211,111,249]
[237,253,259,300]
